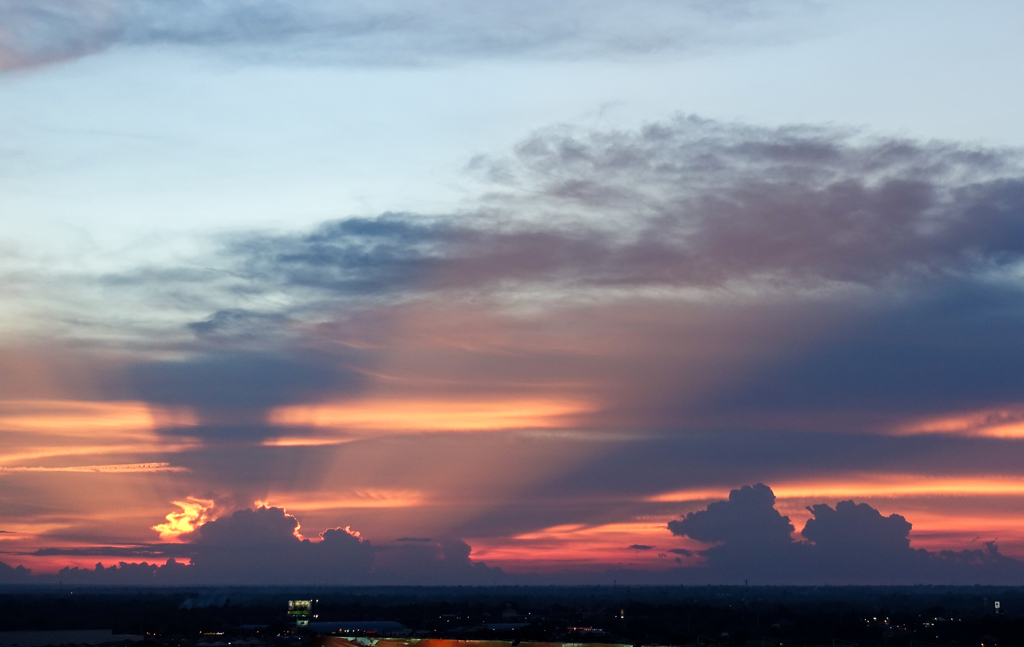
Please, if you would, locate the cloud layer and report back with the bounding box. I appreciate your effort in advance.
[6,488,1024,585]
[107,117,1024,434]
[5,116,1024,582]
[2,505,500,585]
[211,118,1024,304]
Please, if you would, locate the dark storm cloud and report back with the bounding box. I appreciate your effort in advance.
[669,485,1024,584]
[0,1,804,71]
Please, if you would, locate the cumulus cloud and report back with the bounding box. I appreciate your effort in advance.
[669,484,1024,584]
[0,560,33,583]
[180,505,376,584]
[3,505,501,585]
[371,537,501,585]
[668,484,807,580]
[13,487,1022,585]
[0,0,809,71]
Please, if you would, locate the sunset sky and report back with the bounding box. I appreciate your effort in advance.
[3,1,1024,585]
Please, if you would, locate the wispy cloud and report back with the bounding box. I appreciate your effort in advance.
[0,462,187,473]
[0,1,814,72]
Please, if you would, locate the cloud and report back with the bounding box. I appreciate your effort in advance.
[802,499,913,559]
[669,484,1024,584]
[8,491,1024,585]
[668,484,807,580]
[0,462,186,473]
[0,1,810,71]
[186,310,293,344]
[130,352,360,411]
[208,118,1024,310]
[178,506,376,584]
[22,118,1024,436]
[701,283,1024,422]
[371,537,501,585]
[30,545,193,559]
[481,119,1024,288]
[151,497,214,540]
[0,0,121,71]
[48,559,194,586]
[8,116,1024,582]
[129,351,365,429]
[206,118,1024,434]
[0,560,35,583]
[13,505,501,585]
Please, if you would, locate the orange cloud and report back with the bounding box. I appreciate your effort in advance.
[260,437,355,447]
[649,475,1024,503]
[268,397,594,432]
[256,490,425,512]
[152,497,215,541]
[471,521,701,571]
[0,442,199,465]
[0,400,163,433]
[898,408,1024,437]
[0,462,187,473]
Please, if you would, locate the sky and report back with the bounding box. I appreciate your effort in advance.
[3,0,1024,585]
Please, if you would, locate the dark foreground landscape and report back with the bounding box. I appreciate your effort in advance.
[0,586,1022,647]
